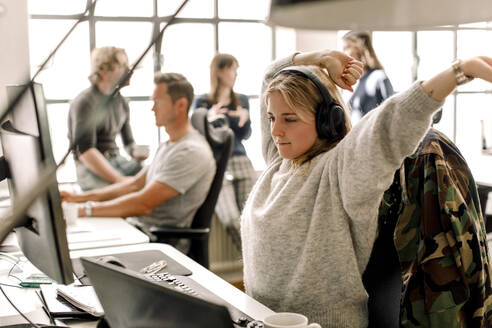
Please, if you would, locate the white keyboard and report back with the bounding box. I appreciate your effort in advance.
[67,231,120,244]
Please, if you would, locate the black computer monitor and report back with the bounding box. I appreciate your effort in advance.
[0,83,73,284]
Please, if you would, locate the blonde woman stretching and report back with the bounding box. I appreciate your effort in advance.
[240,50,492,327]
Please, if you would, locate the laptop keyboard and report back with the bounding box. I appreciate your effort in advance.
[144,272,261,327]
[146,272,199,297]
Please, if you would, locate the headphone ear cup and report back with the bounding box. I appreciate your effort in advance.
[316,103,346,141]
[330,104,346,139]
[315,105,331,140]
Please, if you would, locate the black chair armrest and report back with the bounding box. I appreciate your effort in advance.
[148,226,210,240]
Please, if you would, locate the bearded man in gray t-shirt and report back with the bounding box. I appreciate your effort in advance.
[61,73,215,251]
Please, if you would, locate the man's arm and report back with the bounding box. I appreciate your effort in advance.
[79,148,126,183]
[78,180,179,218]
[61,169,147,203]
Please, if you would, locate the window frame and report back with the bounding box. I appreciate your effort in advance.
[29,0,281,180]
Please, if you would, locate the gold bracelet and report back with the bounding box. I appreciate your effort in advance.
[451,59,474,85]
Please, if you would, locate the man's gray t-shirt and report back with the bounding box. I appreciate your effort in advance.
[135,129,215,229]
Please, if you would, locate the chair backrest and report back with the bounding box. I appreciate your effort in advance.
[362,170,403,328]
[190,108,234,230]
[362,219,402,328]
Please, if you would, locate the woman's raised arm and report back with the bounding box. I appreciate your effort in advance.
[422,56,492,101]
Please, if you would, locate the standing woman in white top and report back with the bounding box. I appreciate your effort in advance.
[193,53,256,250]
[240,50,492,327]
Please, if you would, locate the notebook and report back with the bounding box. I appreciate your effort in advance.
[40,284,100,319]
[56,285,104,317]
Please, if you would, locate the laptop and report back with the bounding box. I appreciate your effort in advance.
[81,256,254,328]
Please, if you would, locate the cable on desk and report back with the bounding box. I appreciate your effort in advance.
[0,252,19,264]
[7,256,23,283]
[75,272,87,281]
[0,282,22,288]
[35,290,55,326]
[0,284,42,328]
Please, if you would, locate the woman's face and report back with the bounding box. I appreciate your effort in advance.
[217,62,238,89]
[267,91,318,160]
[343,39,362,61]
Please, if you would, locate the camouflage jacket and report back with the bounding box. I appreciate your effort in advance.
[379,128,492,327]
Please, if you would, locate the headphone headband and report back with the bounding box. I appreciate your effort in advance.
[277,66,337,108]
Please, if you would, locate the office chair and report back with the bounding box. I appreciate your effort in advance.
[146,108,234,269]
[362,212,402,328]
[362,171,402,328]
[477,183,492,232]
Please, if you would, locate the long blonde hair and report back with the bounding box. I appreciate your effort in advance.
[265,65,351,169]
[208,53,239,108]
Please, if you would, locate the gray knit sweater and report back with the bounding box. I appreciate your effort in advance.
[241,55,443,327]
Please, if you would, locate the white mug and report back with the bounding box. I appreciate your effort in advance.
[62,202,78,227]
[263,313,321,328]
[133,144,150,158]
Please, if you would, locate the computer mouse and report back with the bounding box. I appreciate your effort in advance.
[96,255,126,268]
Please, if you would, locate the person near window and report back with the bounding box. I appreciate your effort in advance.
[342,31,394,121]
[193,53,256,250]
[62,73,216,253]
[240,49,492,327]
[68,46,147,191]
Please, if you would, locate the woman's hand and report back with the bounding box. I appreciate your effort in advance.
[293,50,363,91]
[209,102,228,116]
[461,56,492,82]
[228,106,249,127]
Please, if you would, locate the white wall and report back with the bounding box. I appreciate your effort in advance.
[0,0,29,191]
[0,0,30,109]
[295,29,338,52]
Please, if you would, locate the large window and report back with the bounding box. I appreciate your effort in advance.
[28,0,295,182]
[30,2,490,183]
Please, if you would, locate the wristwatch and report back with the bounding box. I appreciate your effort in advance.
[84,201,94,217]
[451,59,474,85]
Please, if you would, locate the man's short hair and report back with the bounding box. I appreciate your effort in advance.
[89,46,128,84]
[154,72,194,113]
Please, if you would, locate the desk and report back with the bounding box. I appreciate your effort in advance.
[65,217,149,250]
[0,243,274,327]
[1,217,149,252]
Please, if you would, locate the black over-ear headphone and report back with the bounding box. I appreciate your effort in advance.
[275,66,346,142]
